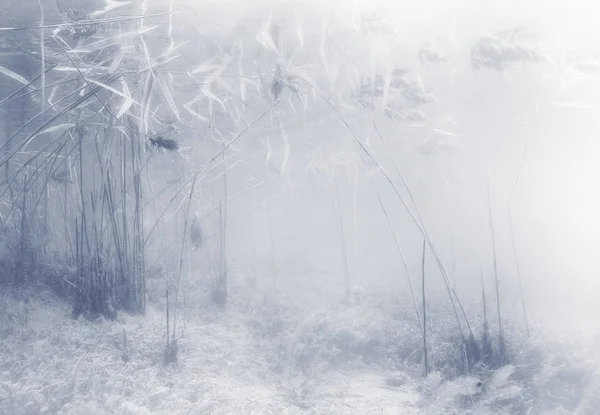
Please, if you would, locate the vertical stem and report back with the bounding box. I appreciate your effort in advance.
[173,170,198,337]
[428,300,435,371]
[334,178,350,297]
[122,134,129,277]
[507,134,531,338]
[17,174,28,284]
[372,181,421,330]
[268,202,276,292]
[481,271,487,324]
[352,168,360,284]
[43,166,48,257]
[3,106,13,204]
[75,218,80,299]
[78,128,89,256]
[36,0,45,113]
[58,181,74,260]
[131,134,138,311]
[508,209,530,337]
[64,144,70,258]
[166,289,170,348]
[218,201,223,287]
[222,152,228,294]
[486,168,504,363]
[421,239,429,376]
[480,269,493,365]
[451,229,456,289]
[139,138,146,313]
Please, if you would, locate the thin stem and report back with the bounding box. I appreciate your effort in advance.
[372,180,422,331]
[509,210,530,337]
[421,239,429,377]
[268,202,276,292]
[486,167,505,363]
[507,136,531,338]
[334,178,350,297]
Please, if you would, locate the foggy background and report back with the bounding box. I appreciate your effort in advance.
[199,0,600,325]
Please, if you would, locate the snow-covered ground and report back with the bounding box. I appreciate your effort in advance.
[1,278,599,414]
[0,287,421,414]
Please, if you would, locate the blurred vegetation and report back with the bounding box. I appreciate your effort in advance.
[0,0,597,413]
